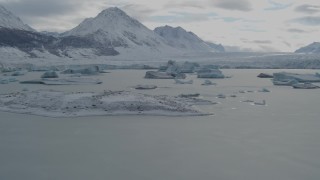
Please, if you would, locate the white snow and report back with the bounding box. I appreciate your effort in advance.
[62,7,179,56]
[0,5,34,31]
[0,90,210,117]
[154,25,218,52]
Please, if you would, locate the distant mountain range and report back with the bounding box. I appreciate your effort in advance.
[0,5,225,60]
[295,42,320,53]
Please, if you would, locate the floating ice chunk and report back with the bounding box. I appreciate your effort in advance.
[273,79,298,86]
[174,79,193,84]
[145,71,186,79]
[258,88,271,92]
[254,100,266,106]
[20,77,102,85]
[273,72,320,83]
[41,71,59,78]
[217,94,226,99]
[257,73,273,78]
[0,79,9,84]
[0,77,17,84]
[241,100,254,103]
[160,61,198,74]
[179,93,200,98]
[11,71,26,76]
[179,62,199,73]
[135,85,157,90]
[201,80,216,86]
[197,68,225,79]
[292,83,319,89]
[62,66,100,75]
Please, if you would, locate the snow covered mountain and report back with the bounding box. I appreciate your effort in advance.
[0,5,34,31]
[154,25,224,52]
[0,6,225,62]
[62,7,175,56]
[295,42,320,53]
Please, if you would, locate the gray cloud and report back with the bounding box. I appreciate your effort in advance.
[164,1,204,9]
[283,41,291,47]
[121,4,155,21]
[295,4,320,14]
[224,46,255,52]
[1,0,79,17]
[291,16,320,26]
[253,40,272,44]
[259,45,279,52]
[149,12,216,23]
[211,0,252,12]
[287,28,307,33]
[242,39,272,44]
[0,0,82,30]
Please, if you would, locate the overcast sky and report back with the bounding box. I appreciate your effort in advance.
[1,0,320,52]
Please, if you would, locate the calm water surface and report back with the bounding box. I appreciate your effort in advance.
[0,69,320,180]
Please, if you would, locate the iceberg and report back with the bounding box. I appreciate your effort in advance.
[273,79,298,86]
[273,72,320,83]
[197,68,225,79]
[179,62,199,73]
[292,83,319,89]
[160,61,198,74]
[257,73,273,78]
[201,80,216,86]
[41,71,59,78]
[11,70,27,76]
[62,66,100,75]
[0,77,17,84]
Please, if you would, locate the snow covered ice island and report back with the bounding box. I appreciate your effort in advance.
[0,90,212,117]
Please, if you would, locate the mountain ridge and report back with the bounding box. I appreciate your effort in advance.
[0,5,224,60]
[295,42,320,53]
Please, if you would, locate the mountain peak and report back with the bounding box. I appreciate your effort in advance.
[63,7,145,37]
[100,7,124,14]
[0,4,34,31]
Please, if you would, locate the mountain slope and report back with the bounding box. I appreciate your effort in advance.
[154,25,224,52]
[295,42,320,53]
[0,5,34,31]
[206,41,225,52]
[63,7,171,54]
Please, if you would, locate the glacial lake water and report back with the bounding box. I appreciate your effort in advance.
[1,69,320,180]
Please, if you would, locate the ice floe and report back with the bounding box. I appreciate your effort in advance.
[134,85,157,90]
[0,90,211,117]
[20,77,102,85]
